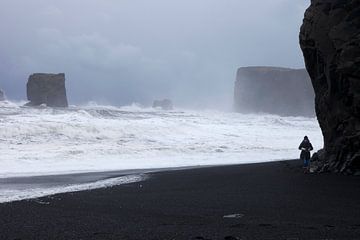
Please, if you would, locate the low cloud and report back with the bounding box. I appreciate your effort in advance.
[0,0,310,108]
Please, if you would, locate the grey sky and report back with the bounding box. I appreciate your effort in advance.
[0,0,309,108]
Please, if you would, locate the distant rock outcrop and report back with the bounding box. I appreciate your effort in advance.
[152,99,173,110]
[0,89,5,101]
[26,73,68,107]
[300,0,360,173]
[234,67,315,117]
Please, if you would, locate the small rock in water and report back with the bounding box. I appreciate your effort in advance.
[152,99,173,110]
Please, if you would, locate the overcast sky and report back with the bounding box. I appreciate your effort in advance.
[0,0,309,108]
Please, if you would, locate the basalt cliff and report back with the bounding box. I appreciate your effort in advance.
[300,0,360,173]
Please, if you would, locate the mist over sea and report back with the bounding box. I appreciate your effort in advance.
[0,100,323,178]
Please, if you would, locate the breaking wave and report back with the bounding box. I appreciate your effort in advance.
[0,101,323,178]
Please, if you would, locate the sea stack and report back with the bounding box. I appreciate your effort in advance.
[300,0,360,173]
[152,99,173,110]
[234,66,315,117]
[0,89,5,101]
[26,73,68,107]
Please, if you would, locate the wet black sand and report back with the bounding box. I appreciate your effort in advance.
[0,160,360,240]
[0,167,191,195]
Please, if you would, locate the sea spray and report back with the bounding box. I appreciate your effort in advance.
[0,101,323,178]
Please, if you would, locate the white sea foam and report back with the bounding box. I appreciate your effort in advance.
[0,101,323,178]
[0,174,145,203]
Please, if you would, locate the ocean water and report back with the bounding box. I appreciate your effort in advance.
[0,174,145,203]
[0,101,323,178]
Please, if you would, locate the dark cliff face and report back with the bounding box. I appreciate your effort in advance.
[26,73,68,108]
[0,89,5,101]
[234,67,315,117]
[300,0,360,173]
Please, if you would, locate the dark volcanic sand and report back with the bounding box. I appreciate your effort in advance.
[0,160,359,240]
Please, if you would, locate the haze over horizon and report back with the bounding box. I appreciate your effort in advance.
[0,0,309,109]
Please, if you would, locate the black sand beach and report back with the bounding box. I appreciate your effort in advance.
[0,160,360,240]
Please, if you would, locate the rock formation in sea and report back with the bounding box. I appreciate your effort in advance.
[0,89,5,101]
[234,66,315,117]
[26,73,68,107]
[300,0,360,173]
[152,99,173,110]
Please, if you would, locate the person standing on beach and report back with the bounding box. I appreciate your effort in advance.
[298,136,313,172]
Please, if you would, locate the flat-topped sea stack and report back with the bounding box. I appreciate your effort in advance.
[152,99,173,110]
[0,89,5,101]
[234,67,315,117]
[300,0,360,173]
[26,73,68,107]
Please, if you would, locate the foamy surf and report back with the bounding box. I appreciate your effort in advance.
[0,101,323,201]
[0,101,323,178]
[0,174,145,203]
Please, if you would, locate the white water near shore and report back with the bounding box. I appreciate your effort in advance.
[0,101,323,202]
[0,174,145,203]
[0,101,323,178]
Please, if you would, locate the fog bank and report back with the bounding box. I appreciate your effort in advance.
[0,0,309,109]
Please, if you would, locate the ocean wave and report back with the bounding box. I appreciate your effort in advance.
[0,101,323,178]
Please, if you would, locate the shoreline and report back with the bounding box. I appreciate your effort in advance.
[0,161,285,203]
[1,160,359,239]
[0,166,206,203]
